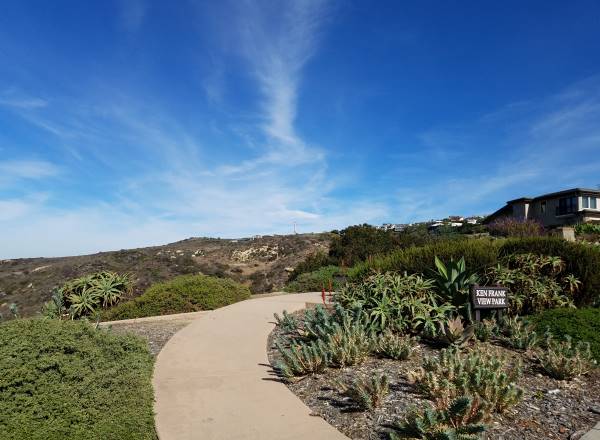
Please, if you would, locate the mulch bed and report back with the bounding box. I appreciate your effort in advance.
[267,311,600,440]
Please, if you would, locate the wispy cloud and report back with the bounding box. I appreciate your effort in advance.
[0,1,389,258]
[392,76,600,221]
[0,89,47,109]
[0,160,60,188]
[233,0,330,165]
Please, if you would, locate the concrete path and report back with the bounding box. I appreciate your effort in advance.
[582,423,600,440]
[152,292,348,440]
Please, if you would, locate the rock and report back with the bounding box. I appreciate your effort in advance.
[284,267,295,273]
[548,389,560,395]
[589,406,600,415]
[570,430,586,440]
[27,283,33,288]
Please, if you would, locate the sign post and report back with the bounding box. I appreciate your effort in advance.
[470,285,509,321]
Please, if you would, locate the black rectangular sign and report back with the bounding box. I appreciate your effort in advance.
[471,286,508,309]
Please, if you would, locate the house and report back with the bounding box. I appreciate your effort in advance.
[487,188,600,227]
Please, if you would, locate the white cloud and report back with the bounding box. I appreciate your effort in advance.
[0,160,60,188]
[0,1,386,258]
[232,0,330,165]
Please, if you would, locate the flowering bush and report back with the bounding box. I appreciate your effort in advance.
[488,217,545,238]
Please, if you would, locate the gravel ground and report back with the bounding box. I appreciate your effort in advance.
[103,320,191,356]
[267,312,600,440]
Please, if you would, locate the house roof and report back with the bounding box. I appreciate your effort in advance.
[483,204,513,224]
[508,188,600,204]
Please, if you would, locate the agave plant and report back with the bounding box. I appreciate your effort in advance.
[430,257,479,310]
[89,272,131,307]
[437,316,474,347]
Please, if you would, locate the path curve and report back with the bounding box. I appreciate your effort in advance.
[153,292,349,440]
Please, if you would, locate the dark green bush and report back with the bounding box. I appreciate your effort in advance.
[329,224,403,267]
[348,237,600,307]
[288,250,335,281]
[348,238,500,281]
[499,237,600,306]
[0,319,155,440]
[284,266,344,292]
[103,274,251,320]
[530,308,600,362]
[575,223,600,235]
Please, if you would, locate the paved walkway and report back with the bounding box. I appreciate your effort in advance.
[152,292,348,440]
[582,423,600,440]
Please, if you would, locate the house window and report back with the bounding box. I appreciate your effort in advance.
[583,196,598,209]
[541,201,546,214]
[557,196,578,215]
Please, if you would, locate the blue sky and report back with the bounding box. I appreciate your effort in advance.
[1,1,600,258]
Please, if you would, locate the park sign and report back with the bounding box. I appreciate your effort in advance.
[471,285,508,309]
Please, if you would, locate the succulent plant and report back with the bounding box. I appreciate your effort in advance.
[373,330,417,360]
[408,347,523,413]
[275,340,329,379]
[537,335,597,380]
[389,395,489,440]
[338,373,390,411]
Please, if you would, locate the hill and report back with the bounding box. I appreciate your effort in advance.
[0,233,330,318]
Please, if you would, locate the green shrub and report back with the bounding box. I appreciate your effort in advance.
[349,237,600,307]
[487,254,577,315]
[284,266,344,292]
[530,308,600,362]
[499,237,600,306]
[337,272,454,334]
[348,239,500,281]
[488,217,544,237]
[575,223,600,235]
[103,274,250,320]
[0,319,155,440]
[329,224,404,267]
[288,250,335,281]
[390,396,489,440]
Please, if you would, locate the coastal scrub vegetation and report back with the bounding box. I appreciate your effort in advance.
[102,274,250,321]
[273,231,600,439]
[0,319,155,440]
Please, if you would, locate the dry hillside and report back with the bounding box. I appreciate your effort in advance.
[0,233,330,318]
